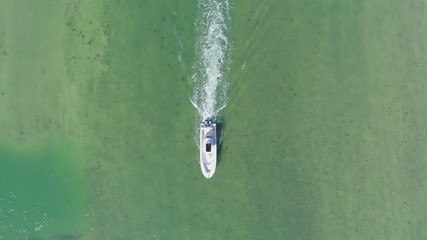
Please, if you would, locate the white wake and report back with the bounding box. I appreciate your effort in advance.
[191,0,231,121]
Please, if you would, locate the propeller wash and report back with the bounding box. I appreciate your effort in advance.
[191,0,231,121]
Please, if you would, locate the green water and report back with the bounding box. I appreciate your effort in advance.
[0,140,88,239]
[1,0,427,239]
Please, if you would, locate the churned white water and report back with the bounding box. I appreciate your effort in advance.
[191,0,231,121]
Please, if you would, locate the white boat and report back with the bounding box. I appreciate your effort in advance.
[199,119,217,179]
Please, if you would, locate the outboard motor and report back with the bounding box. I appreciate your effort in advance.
[204,119,212,126]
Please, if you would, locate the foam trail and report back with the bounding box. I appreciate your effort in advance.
[192,0,231,121]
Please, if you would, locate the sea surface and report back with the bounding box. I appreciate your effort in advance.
[1,0,427,239]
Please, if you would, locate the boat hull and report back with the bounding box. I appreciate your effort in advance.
[199,121,217,178]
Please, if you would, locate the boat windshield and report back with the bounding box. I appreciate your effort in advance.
[206,143,212,152]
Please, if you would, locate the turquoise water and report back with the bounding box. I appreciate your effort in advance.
[1,0,427,239]
[0,140,88,239]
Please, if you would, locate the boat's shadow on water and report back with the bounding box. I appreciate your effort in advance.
[216,118,225,166]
